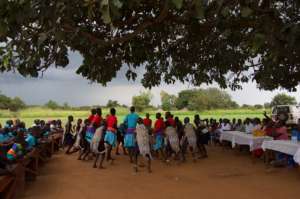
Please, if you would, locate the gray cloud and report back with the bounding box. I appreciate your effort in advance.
[1,52,299,106]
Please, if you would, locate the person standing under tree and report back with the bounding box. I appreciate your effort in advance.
[104,108,118,163]
[92,120,106,169]
[182,117,197,162]
[143,113,152,132]
[64,115,75,154]
[124,107,139,163]
[135,118,152,173]
[92,108,102,127]
[88,109,96,123]
[194,115,208,159]
[153,113,166,160]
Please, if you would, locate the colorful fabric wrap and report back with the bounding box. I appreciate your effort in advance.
[104,131,116,147]
[124,134,136,148]
[85,126,95,144]
[153,133,164,150]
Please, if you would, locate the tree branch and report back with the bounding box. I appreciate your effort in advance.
[63,1,169,47]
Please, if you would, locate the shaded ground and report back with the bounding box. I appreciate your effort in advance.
[23,146,300,199]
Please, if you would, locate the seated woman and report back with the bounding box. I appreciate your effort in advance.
[235,119,245,132]
[6,129,26,164]
[269,121,290,167]
[252,118,262,133]
[291,119,300,141]
[25,127,38,151]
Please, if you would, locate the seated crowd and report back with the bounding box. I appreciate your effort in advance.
[0,119,63,174]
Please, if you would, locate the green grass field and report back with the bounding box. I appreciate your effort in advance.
[0,107,270,127]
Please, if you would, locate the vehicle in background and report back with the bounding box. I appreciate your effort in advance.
[271,105,300,125]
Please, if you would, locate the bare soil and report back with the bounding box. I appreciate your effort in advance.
[23,146,300,199]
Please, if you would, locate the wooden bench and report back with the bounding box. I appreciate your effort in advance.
[50,133,63,154]
[23,148,39,181]
[0,164,25,199]
[0,175,15,199]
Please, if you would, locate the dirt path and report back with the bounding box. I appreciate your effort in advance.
[23,146,300,199]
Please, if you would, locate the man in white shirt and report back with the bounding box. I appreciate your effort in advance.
[245,118,254,134]
[221,119,232,131]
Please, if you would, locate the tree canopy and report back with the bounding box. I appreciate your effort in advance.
[44,100,61,110]
[174,88,238,111]
[106,99,120,107]
[160,90,177,111]
[270,93,297,106]
[0,92,26,111]
[0,0,299,90]
[132,91,153,111]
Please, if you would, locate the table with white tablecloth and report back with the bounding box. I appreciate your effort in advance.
[262,140,300,164]
[220,131,272,151]
[294,148,300,164]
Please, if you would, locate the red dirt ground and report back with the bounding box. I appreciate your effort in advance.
[23,146,300,199]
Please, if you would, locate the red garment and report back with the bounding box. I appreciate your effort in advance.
[167,118,176,127]
[106,115,118,131]
[253,149,264,158]
[264,127,275,137]
[143,118,152,127]
[154,118,165,133]
[92,114,102,127]
[88,115,94,123]
[275,127,289,140]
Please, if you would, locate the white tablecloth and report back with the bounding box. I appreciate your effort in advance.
[220,131,272,151]
[262,140,300,164]
[262,140,300,155]
[294,148,300,164]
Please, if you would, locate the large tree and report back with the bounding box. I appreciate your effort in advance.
[270,93,297,106]
[132,91,153,111]
[160,90,177,111]
[175,88,238,111]
[0,92,26,111]
[0,0,299,90]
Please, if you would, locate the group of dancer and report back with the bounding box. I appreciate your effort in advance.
[63,107,209,173]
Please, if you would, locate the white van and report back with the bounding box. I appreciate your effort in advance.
[271,105,300,125]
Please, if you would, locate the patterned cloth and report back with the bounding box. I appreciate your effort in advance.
[136,124,151,158]
[183,123,197,150]
[85,126,95,144]
[165,127,180,153]
[7,143,23,161]
[91,126,106,154]
[73,125,84,149]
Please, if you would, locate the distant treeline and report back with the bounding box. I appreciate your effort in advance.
[0,89,297,112]
[0,93,26,112]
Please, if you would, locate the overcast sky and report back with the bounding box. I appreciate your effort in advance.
[0,52,299,106]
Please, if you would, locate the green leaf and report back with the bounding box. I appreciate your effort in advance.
[100,0,111,24]
[217,0,224,7]
[101,0,109,6]
[0,22,7,37]
[172,0,183,9]
[101,7,111,24]
[241,7,253,17]
[221,6,230,17]
[252,33,265,52]
[38,33,47,46]
[111,0,123,8]
[193,0,205,19]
